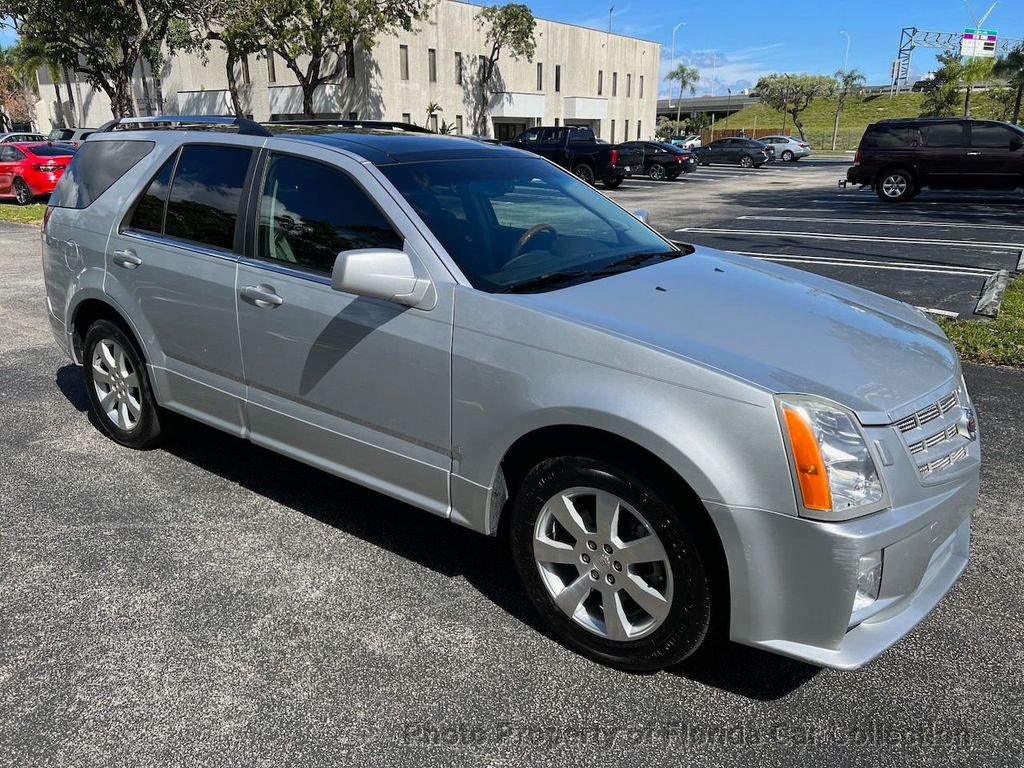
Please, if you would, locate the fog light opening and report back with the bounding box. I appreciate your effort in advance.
[853,551,883,613]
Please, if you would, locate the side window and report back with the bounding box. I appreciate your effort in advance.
[924,123,964,148]
[257,153,403,274]
[51,140,154,209]
[864,126,909,148]
[971,123,1018,149]
[163,144,252,251]
[519,128,542,143]
[0,146,21,162]
[128,153,177,234]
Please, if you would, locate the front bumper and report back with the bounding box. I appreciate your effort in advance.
[704,470,977,669]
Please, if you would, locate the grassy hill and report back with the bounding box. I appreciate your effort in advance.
[709,91,1014,151]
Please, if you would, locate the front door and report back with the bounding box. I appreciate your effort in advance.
[0,145,22,195]
[235,148,453,516]
[963,121,1024,189]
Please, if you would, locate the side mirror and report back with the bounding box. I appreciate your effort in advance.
[632,209,651,225]
[331,247,433,308]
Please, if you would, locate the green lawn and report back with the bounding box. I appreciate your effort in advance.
[0,202,46,226]
[710,91,1015,150]
[938,275,1024,367]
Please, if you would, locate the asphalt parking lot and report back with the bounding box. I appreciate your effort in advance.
[1,159,1023,767]
[608,159,1023,318]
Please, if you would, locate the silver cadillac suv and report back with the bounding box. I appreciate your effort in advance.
[42,117,979,671]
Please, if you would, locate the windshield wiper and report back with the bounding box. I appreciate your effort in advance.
[497,270,589,294]
[591,251,680,275]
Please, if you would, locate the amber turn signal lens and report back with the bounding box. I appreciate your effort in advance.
[783,407,832,512]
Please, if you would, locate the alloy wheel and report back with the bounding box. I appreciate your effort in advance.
[13,178,31,205]
[881,173,909,199]
[91,338,143,431]
[533,486,673,641]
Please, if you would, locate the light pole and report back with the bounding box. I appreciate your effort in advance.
[840,30,851,72]
[669,21,686,106]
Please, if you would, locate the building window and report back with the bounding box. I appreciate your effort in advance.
[536,62,543,91]
[637,120,641,140]
[624,120,629,141]
[266,51,276,83]
[626,73,631,97]
[345,42,355,78]
[402,112,411,124]
[479,55,487,80]
[455,52,463,84]
[428,48,437,82]
[237,56,250,86]
[639,75,644,99]
[610,119,615,143]
[348,111,358,120]
[597,70,603,95]
[456,115,463,133]
[555,64,561,93]
[612,72,617,97]
[400,45,409,81]
[554,117,559,126]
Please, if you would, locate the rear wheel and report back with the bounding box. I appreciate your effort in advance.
[82,319,174,449]
[876,169,915,202]
[12,177,32,206]
[572,163,596,185]
[601,176,623,189]
[739,155,755,168]
[510,456,714,671]
[648,164,667,181]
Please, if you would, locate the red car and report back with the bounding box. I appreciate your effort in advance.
[0,142,77,205]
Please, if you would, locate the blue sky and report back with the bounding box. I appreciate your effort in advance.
[527,0,1020,97]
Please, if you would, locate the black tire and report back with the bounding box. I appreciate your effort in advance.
[876,168,916,202]
[648,164,667,181]
[82,319,174,449]
[739,155,754,168]
[572,163,596,185]
[601,176,623,189]
[781,150,795,162]
[13,177,32,206]
[510,455,714,672]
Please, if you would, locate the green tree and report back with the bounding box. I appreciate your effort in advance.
[9,36,77,126]
[665,63,699,123]
[921,55,964,117]
[475,3,536,135]
[962,56,994,117]
[256,0,431,118]
[831,67,865,150]
[993,44,1024,124]
[755,73,834,142]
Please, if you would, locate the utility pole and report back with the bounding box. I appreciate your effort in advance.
[840,30,851,71]
[670,21,686,107]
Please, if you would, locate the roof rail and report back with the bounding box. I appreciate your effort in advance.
[96,115,273,137]
[264,119,433,135]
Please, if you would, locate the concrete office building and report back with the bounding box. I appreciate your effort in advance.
[32,1,660,142]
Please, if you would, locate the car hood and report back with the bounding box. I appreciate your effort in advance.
[522,248,959,424]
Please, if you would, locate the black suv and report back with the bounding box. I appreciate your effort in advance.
[846,118,1024,202]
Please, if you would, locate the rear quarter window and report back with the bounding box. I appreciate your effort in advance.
[862,126,918,149]
[50,140,155,209]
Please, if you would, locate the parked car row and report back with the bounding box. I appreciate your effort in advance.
[0,141,77,204]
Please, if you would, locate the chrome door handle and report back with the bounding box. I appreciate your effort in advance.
[112,249,142,269]
[241,284,284,308]
[966,151,982,156]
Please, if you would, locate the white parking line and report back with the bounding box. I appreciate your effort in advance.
[730,251,997,277]
[675,227,1024,251]
[738,215,1024,233]
[812,197,1021,207]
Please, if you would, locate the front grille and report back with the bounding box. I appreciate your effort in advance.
[893,387,973,481]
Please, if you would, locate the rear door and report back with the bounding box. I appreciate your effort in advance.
[109,139,259,432]
[920,122,967,187]
[963,121,1024,189]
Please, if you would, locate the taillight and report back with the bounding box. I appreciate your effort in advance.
[610,149,619,166]
[676,156,683,162]
[800,144,809,148]
[32,163,64,172]
[854,149,862,165]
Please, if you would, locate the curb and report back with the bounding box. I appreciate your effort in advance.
[975,270,1011,319]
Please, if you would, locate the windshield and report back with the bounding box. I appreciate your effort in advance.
[381,158,679,292]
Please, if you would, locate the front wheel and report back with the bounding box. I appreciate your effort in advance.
[510,456,713,671]
[876,169,916,202]
[572,163,596,185]
[601,176,623,189]
[82,319,174,449]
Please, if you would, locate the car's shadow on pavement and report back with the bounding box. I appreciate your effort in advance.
[56,363,820,701]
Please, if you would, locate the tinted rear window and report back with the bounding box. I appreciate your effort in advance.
[26,145,77,157]
[128,154,176,234]
[863,126,913,148]
[163,144,252,251]
[924,123,964,147]
[50,140,155,209]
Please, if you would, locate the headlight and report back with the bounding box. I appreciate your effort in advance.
[777,395,886,521]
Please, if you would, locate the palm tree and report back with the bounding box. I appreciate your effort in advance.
[962,56,994,117]
[9,36,75,128]
[831,67,866,150]
[666,63,700,123]
[993,45,1024,125]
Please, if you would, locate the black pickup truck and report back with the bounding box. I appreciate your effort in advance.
[506,126,643,189]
